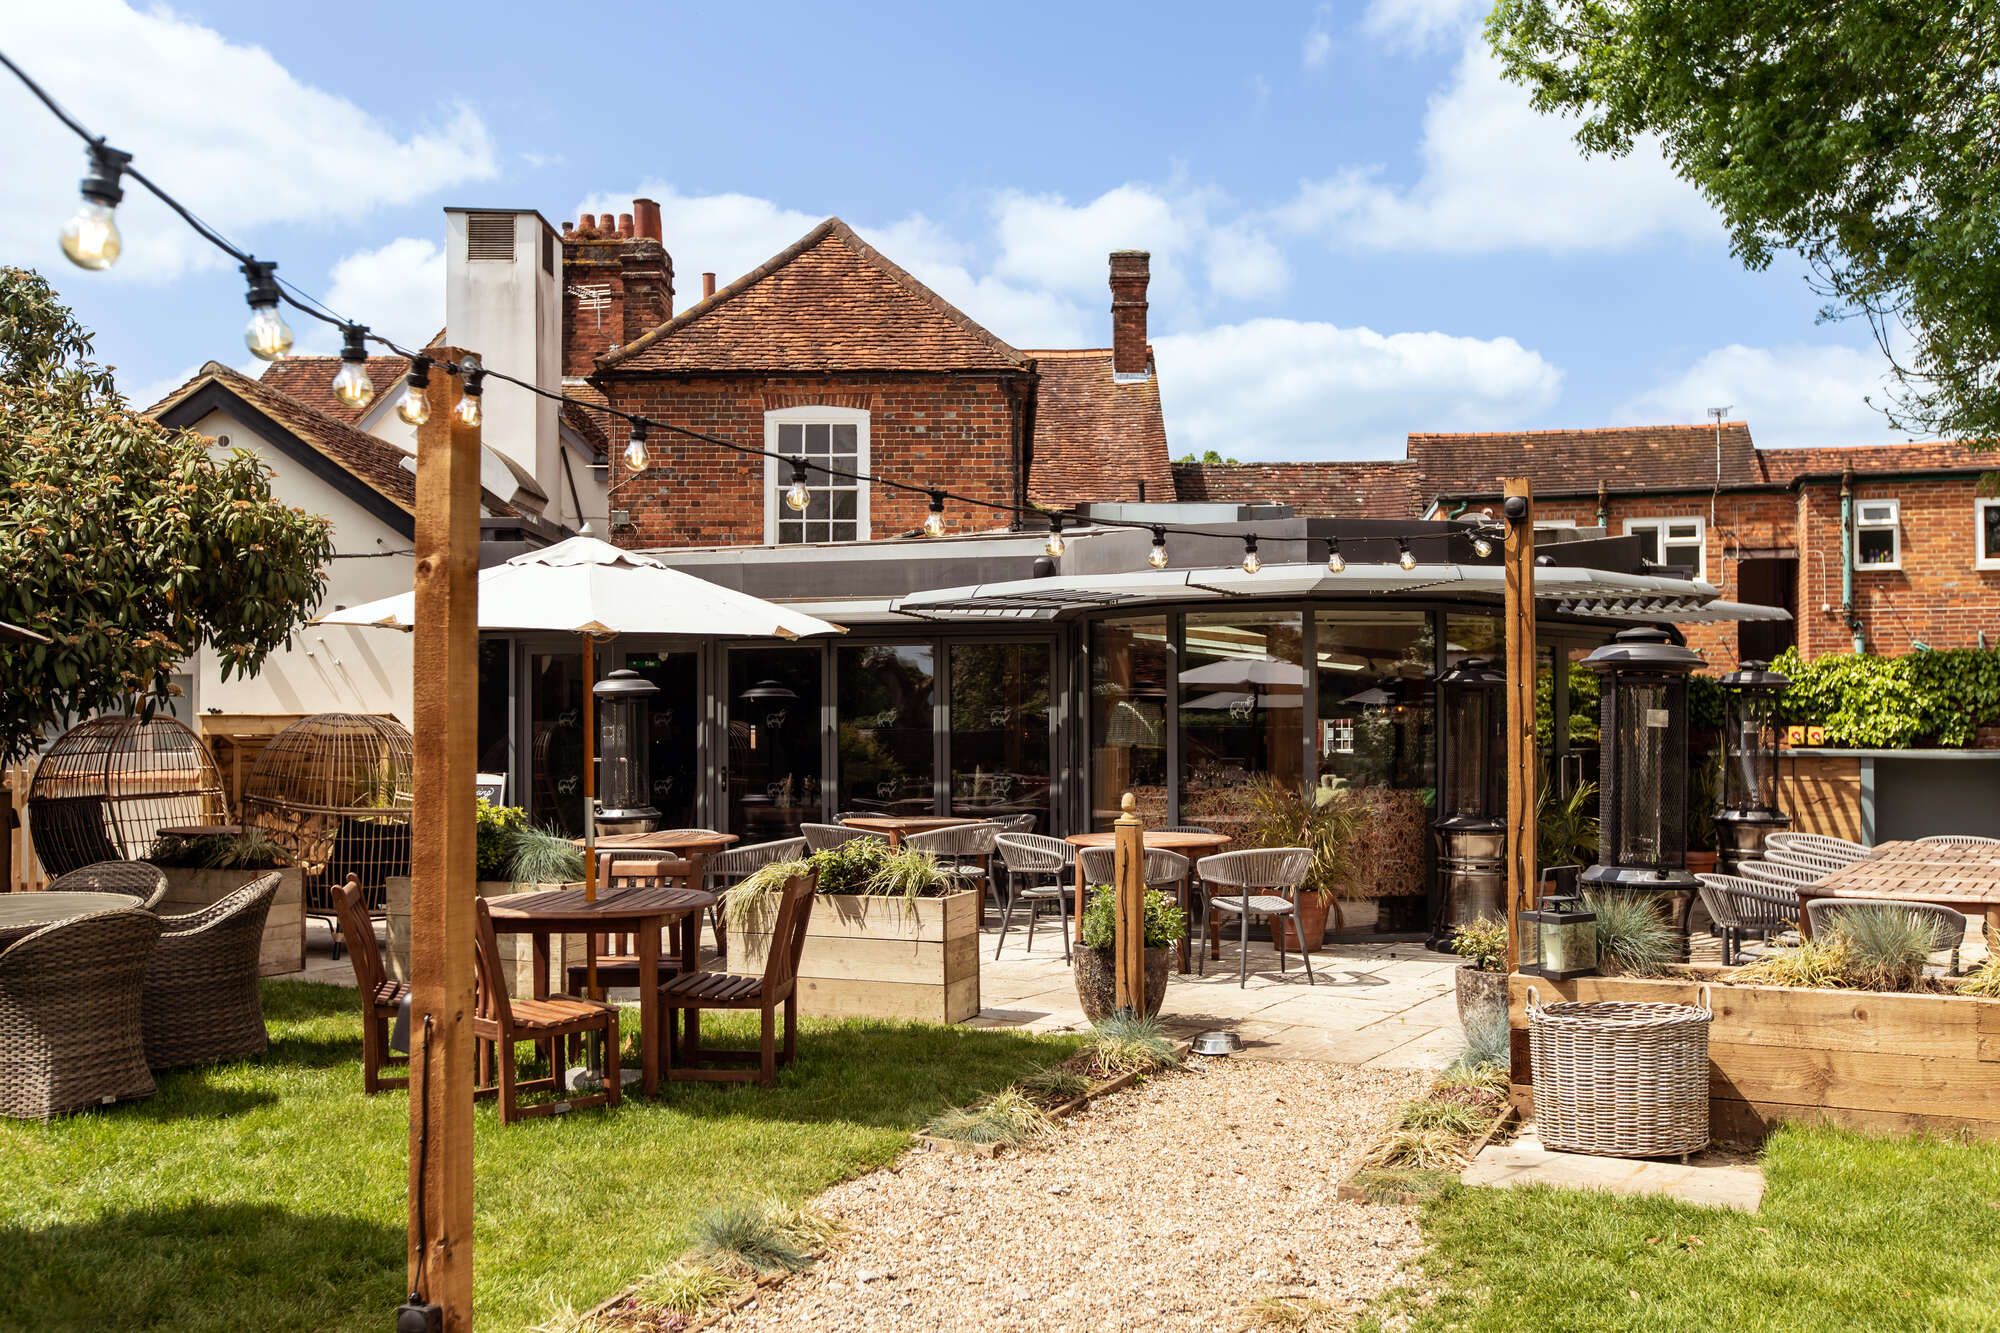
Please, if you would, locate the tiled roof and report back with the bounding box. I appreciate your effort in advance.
[560,397,610,459]
[1026,349,1173,505]
[1172,461,1422,517]
[600,218,1028,373]
[1758,441,1999,483]
[1408,423,1762,499]
[256,354,411,423]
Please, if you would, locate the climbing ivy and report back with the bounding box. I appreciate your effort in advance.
[1772,646,2000,749]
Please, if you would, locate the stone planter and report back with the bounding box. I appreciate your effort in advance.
[729,889,981,1023]
[1073,945,1172,1024]
[155,865,304,976]
[1327,899,1381,937]
[383,876,586,999]
[1455,964,1507,1038]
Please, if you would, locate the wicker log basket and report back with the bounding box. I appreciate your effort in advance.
[1526,984,1713,1159]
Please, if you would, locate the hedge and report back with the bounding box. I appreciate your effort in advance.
[1771,647,2000,749]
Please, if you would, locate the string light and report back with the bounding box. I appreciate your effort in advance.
[1326,538,1346,574]
[1398,539,1418,572]
[1147,525,1169,569]
[1044,515,1066,559]
[1241,534,1262,575]
[1472,533,1494,558]
[784,459,812,512]
[240,259,293,360]
[454,354,483,428]
[396,355,431,426]
[923,491,947,538]
[59,142,128,270]
[623,419,650,472]
[331,324,375,410]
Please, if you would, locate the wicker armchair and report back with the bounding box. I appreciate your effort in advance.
[704,837,808,960]
[1763,832,1870,863]
[1737,859,1819,889]
[801,823,882,852]
[993,833,1075,959]
[141,873,280,1071]
[1805,898,1969,973]
[1762,846,1850,878]
[1917,834,2000,845]
[1694,873,1799,965]
[905,823,1002,891]
[1196,848,1316,987]
[47,859,168,909]
[0,907,163,1119]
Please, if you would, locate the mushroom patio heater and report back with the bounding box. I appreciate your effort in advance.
[1715,659,1791,874]
[1433,656,1506,944]
[1579,626,1704,947]
[594,668,661,834]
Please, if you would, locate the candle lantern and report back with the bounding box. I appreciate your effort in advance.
[1715,658,1791,873]
[1521,891,1599,980]
[594,668,661,831]
[1433,656,1507,944]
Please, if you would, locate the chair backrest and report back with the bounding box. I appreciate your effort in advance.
[709,837,808,882]
[0,907,162,1015]
[1738,859,1818,889]
[1196,847,1311,891]
[333,875,389,999]
[1764,846,1848,876]
[47,859,168,908]
[1077,845,1190,888]
[996,833,1067,874]
[1917,834,2000,845]
[802,823,877,852]
[760,870,819,995]
[595,855,691,954]
[26,796,122,877]
[1695,872,1798,932]
[1076,846,1115,885]
[993,812,1039,833]
[1804,898,1968,951]
[159,871,280,940]
[904,823,1002,858]
[1765,832,1869,862]
[472,897,513,1028]
[1159,824,1216,836]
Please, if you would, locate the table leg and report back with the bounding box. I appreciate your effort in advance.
[1074,858,1086,945]
[638,923,660,1099]
[532,931,551,1000]
[1176,876,1191,975]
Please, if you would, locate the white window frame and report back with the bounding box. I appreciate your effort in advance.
[1854,498,1901,571]
[1976,497,2000,571]
[1623,516,1706,575]
[763,406,870,545]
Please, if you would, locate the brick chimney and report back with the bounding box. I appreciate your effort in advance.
[1109,249,1151,381]
[561,197,674,376]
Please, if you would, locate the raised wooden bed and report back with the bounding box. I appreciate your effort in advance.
[383,876,584,998]
[730,889,981,1023]
[156,866,305,976]
[1508,973,2000,1146]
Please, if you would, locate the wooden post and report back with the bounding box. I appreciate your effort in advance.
[406,350,480,1330]
[1112,791,1146,1016]
[1502,477,1538,979]
[582,634,597,903]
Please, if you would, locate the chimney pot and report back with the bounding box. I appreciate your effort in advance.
[633,197,662,242]
[618,213,634,239]
[599,213,618,235]
[702,272,717,300]
[561,220,574,235]
[1109,250,1151,379]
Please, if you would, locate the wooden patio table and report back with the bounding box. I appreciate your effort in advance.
[838,814,982,847]
[582,828,738,896]
[0,892,150,946]
[1065,829,1233,973]
[485,882,714,1098]
[1800,840,2000,940]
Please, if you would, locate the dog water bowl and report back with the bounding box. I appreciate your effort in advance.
[1191,1030,1241,1056]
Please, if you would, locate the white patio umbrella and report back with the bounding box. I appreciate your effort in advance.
[0,620,49,643]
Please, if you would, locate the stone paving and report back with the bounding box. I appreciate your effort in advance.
[1463,1127,1766,1211]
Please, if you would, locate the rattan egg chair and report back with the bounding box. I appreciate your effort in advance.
[27,714,229,878]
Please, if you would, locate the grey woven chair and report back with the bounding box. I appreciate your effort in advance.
[703,837,808,960]
[1196,847,1316,987]
[904,823,1002,892]
[1159,824,1217,835]
[1738,859,1819,889]
[993,812,1040,833]
[801,823,883,852]
[46,859,168,909]
[141,872,280,1070]
[1805,898,1969,973]
[1917,834,2000,845]
[1763,832,1870,863]
[1763,846,1849,878]
[993,833,1074,959]
[1695,873,1799,965]
[1077,847,1190,898]
[0,907,162,1119]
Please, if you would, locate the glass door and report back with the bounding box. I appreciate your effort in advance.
[622,648,701,830]
[726,646,824,839]
[527,648,586,834]
[947,641,1053,832]
[836,643,935,818]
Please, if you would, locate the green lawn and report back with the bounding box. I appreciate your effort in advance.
[1374,1126,2000,1332]
[0,981,1073,1332]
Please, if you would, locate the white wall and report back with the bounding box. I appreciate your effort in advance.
[444,209,561,495]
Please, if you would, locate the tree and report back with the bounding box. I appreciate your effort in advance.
[1488,1,2000,445]
[1175,449,1240,465]
[0,267,335,760]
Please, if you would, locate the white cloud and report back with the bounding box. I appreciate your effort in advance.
[1154,318,1563,461]
[1619,343,1898,450]
[1302,5,1335,68]
[991,185,1199,307]
[1361,0,1490,53]
[2,0,497,282]
[317,237,446,352]
[1278,37,1716,253]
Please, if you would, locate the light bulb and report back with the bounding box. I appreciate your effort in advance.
[1242,549,1262,575]
[1326,544,1346,574]
[1473,534,1493,558]
[1148,541,1169,570]
[785,478,811,511]
[243,304,294,360]
[624,435,649,471]
[923,508,946,538]
[1398,543,1418,572]
[454,392,482,428]
[332,359,375,410]
[1045,529,1066,559]
[397,387,429,426]
[60,200,121,270]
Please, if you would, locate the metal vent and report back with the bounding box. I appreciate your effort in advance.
[465,213,515,261]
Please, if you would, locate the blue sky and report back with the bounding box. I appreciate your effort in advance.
[6,0,1905,459]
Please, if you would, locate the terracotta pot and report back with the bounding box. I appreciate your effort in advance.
[1073,945,1172,1024]
[1684,851,1718,877]
[1455,964,1508,1038]
[1270,891,1331,952]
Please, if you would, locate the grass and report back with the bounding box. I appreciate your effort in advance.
[1086,1013,1183,1076]
[921,1089,1056,1147]
[1367,1124,2000,1331]
[685,1197,833,1274]
[0,980,1076,1332]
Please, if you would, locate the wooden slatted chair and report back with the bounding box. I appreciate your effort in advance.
[660,869,816,1088]
[333,875,406,1093]
[563,854,693,995]
[473,897,619,1124]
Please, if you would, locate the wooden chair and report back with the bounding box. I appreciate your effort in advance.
[473,897,620,1124]
[660,870,816,1088]
[563,854,693,995]
[333,875,407,1093]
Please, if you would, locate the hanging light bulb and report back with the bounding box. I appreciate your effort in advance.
[1472,532,1494,558]
[239,259,293,360]
[59,143,130,270]
[330,324,375,410]
[923,491,947,538]
[784,459,812,512]
[1044,515,1066,559]
[396,356,431,426]
[454,354,484,428]
[1241,535,1262,575]
[1398,539,1418,571]
[1326,538,1346,574]
[1147,526,1170,570]
[624,419,650,472]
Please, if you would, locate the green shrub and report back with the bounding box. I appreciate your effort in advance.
[807,835,893,894]
[1399,1098,1492,1136]
[1734,937,1851,988]
[686,1198,833,1275]
[1236,775,1364,898]
[1772,645,2000,748]
[1015,1065,1092,1104]
[631,1263,744,1316]
[475,798,527,879]
[148,826,288,869]
[1078,885,1187,951]
[1537,782,1600,868]
[1828,905,1937,992]
[1456,1007,1511,1069]
[504,825,584,885]
[1449,916,1508,972]
[922,1089,1056,1147]
[1087,1013,1183,1075]
[1584,890,1676,977]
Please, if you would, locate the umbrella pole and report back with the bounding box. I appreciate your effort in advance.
[583,634,599,1008]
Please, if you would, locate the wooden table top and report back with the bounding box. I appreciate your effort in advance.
[1064,830,1233,852]
[0,892,150,943]
[1859,840,2000,869]
[840,815,983,836]
[580,829,739,852]
[485,883,715,928]
[1814,840,2000,906]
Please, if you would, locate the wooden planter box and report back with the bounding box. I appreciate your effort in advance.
[383,876,585,999]
[1509,973,2000,1146]
[157,866,304,977]
[729,889,981,1023]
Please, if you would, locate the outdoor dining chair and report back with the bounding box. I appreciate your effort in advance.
[46,859,168,910]
[660,866,816,1088]
[1763,846,1851,877]
[1763,832,1870,863]
[1196,847,1316,987]
[904,822,1003,895]
[1917,834,2000,845]
[1804,899,1969,974]
[802,823,883,852]
[473,897,620,1124]
[1077,846,1191,909]
[564,855,694,995]
[141,872,280,1071]
[1737,859,1820,889]
[995,812,1040,833]
[333,875,407,1094]
[1694,873,1799,965]
[705,836,808,960]
[0,907,162,1120]
[993,833,1074,960]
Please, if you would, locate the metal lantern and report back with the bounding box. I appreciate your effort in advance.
[1521,890,1599,980]
[1715,658,1791,872]
[1433,657,1506,940]
[594,669,660,829]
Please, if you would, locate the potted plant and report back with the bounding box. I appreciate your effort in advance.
[1582,890,1676,977]
[1239,776,1363,950]
[1684,750,1722,876]
[146,827,305,975]
[1072,885,1187,1023]
[1537,780,1600,872]
[1448,915,1509,1036]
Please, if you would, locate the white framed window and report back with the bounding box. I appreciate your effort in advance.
[1977,498,2000,571]
[1854,498,1901,570]
[1623,516,1706,575]
[763,406,869,544]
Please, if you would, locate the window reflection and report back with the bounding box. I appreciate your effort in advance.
[1090,616,1169,829]
[837,644,935,815]
[1180,611,1305,836]
[949,643,1051,832]
[1314,611,1433,903]
[728,648,822,838]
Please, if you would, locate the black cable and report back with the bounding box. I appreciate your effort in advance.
[411,1012,434,1302]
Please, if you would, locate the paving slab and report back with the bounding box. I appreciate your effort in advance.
[1463,1127,1765,1211]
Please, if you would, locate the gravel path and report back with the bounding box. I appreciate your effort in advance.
[709,1058,1428,1332]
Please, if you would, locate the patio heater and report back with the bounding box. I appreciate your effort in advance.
[594,668,661,834]
[1432,656,1506,945]
[1580,626,1704,945]
[1715,659,1791,874]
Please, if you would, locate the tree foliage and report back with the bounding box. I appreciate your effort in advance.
[0,267,334,761]
[1488,1,2000,444]
[1772,645,2000,748]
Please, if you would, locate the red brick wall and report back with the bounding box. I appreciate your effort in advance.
[599,374,1023,548]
